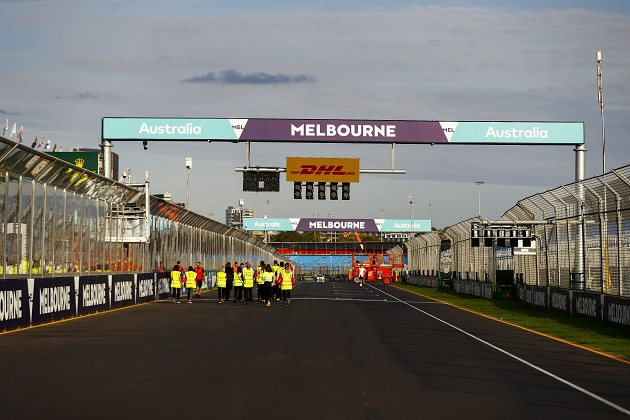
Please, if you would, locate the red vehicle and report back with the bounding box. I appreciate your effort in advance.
[348,253,404,285]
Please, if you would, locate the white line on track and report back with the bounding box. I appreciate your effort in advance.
[294,297,390,302]
[373,285,630,416]
[294,297,442,304]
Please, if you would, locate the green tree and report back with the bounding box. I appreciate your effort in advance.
[270,231,305,242]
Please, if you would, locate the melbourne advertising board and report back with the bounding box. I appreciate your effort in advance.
[0,273,160,332]
[243,218,431,233]
[103,118,584,145]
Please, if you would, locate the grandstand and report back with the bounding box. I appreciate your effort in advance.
[286,254,353,280]
[286,253,408,281]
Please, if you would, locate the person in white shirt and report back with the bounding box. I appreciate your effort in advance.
[358,264,366,287]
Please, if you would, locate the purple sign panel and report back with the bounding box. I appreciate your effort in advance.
[549,287,570,314]
[531,286,548,309]
[111,273,135,309]
[571,291,601,319]
[604,295,630,327]
[78,275,109,316]
[0,278,29,331]
[32,276,76,326]
[137,272,156,303]
[240,119,447,144]
[297,218,379,232]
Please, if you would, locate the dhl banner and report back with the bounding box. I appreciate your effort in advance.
[286,157,360,183]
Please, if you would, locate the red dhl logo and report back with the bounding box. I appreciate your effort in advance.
[290,165,355,176]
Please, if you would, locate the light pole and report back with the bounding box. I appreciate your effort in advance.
[267,200,271,218]
[596,51,606,174]
[328,213,335,242]
[475,180,486,216]
[263,214,268,243]
[379,208,385,241]
[239,198,244,229]
[185,157,192,209]
[408,195,414,239]
[597,51,610,291]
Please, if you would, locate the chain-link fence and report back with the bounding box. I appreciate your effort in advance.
[407,164,630,298]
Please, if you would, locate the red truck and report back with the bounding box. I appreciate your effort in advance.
[349,253,404,285]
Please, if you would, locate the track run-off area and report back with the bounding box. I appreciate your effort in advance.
[1,282,629,419]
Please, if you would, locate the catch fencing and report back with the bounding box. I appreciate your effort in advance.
[407,164,630,298]
[0,136,286,279]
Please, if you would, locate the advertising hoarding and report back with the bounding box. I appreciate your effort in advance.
[103,118,584,145]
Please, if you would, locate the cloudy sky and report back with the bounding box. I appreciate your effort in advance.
[2,0,629,229]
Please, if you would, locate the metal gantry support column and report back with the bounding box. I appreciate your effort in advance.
[101,139,113,179]
[574,143,587,289]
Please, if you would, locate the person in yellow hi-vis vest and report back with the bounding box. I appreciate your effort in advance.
[279,263,295,305]
[216,265,227,304]
[184,266,197,303]
[256,261,265,303]
[262,264,276,307]
[19,259,29,275]
[243,262,255,304]
[170,264,182,304]
[233,265,244,303]
[272,260,281,302]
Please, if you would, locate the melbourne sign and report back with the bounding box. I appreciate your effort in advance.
[102,118,585,145]
[242,218,431,233]
[286,157,360,183]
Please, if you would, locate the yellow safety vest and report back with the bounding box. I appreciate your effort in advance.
[170,270,181,288]
[262,271,274,283]
[185,271,197,288]
[280,270,293,290]
[233,271,244,287]
[243,269,255,288]
[272,265,280,277]
[256,267,265,284]
[216,271,227,288]
[19,259,29,274]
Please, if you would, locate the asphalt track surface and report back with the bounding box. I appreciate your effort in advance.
[1,282,629,420]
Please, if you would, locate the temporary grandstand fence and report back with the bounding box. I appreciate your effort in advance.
[406,163,630,298]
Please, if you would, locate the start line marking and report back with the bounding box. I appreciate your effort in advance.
[373,286,630,416]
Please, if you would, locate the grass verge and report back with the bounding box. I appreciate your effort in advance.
[392,283,630,361]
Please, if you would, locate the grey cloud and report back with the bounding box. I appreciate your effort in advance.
[53,91,115,100]
[180,72,218,83]
[180,69,317,85]
[76,91,101,100]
